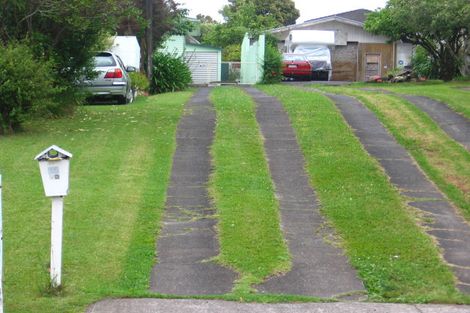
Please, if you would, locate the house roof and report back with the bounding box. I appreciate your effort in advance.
[270,9,372,34]
[305,9,372,24]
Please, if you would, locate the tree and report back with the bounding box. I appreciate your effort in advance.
[200,0,298,60]
[365,0,470,81]
[0,0,136,86]
[196,14,217,24]
[223,0,299,26]
[0,0,136,130]
[118,0,192,76]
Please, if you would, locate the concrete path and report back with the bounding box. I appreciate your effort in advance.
[86,299,470,313]
[327,94,470,294]
[399,95,470,151]
[244,87,365,298]
[150,88,236,295]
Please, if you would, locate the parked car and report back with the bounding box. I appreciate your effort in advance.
[282,53,312,80]
[83,51,136,104]
[293,45,332,81]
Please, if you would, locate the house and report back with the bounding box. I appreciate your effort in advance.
[160,35,222,85]
[270,9,414,81]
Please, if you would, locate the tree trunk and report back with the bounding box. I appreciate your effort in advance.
[438,48,459,81]
[145,0,153,79]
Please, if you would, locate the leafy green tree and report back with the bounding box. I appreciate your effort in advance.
[196,14,217,24]
[118,0,192,76]
[201,0,298,60]
[118,0,191,40]
[0,0,136,86]
[223,0,299,26]
[365,0,470,81]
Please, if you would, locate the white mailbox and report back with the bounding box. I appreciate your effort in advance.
[34,145,72,197]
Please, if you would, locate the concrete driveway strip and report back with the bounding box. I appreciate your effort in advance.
[87,299,470,313]
[150,88,236,295]
[244,87,365,298]
[400,95,470,151]
[327,93,470,294]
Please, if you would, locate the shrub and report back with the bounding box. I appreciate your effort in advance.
[129,72,150,94]
[454,75,470,82]
[411,46,436,79]
[0,43,58,134]
[150,52,192,94]
[262,44,282,84]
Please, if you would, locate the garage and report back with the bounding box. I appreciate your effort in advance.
[160,35,222,85]
[184,47,221,85]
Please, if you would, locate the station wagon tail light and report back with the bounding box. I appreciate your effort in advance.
[104,68,123,79]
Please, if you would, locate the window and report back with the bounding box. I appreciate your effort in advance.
[94,53,116,67]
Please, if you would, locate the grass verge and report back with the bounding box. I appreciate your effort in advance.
[209,86,291,294]
[0,92,191,312]
[257,84,466,303]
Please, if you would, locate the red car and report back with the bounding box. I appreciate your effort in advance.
[282,54,312,80]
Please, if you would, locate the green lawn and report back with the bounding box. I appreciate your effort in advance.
[0,92,191,312]
[257,85,466,303]
[209,87,291,294]
[2,84,470,311]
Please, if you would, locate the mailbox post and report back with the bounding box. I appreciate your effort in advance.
[35,145,72,288]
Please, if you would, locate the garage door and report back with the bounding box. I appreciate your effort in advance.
[184,51,219,84]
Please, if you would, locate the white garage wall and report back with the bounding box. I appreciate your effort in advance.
[185,51,220,84]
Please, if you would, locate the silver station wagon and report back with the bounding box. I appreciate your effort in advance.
[84,51,136,104]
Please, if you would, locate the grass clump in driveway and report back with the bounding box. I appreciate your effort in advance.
[210,86,290,294]
[0,92,191,312]
[257,85,464,303]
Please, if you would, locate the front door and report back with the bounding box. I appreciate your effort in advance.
[365,53,381,80]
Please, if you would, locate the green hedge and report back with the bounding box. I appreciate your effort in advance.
[150,52,192,94]
[262,45,282,84]
[0,43,58,134]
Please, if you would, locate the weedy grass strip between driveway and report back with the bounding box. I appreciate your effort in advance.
[209,86,291,294]
[150,88,236,295]
[326,92,470,295]
[245,86,365,298]
[320,87,470,222]
[257,85,465,303]
[399,95,470,151]
[354,82,470,120]
[0,92,191,313]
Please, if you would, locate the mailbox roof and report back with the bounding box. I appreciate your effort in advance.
[34,145,73,161]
